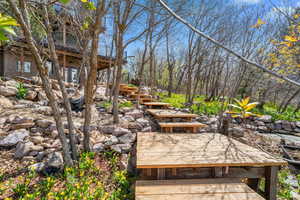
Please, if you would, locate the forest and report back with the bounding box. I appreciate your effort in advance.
[0,0,299,199]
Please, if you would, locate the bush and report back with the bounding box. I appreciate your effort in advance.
[3,152,134,200]
[16,83,28,99]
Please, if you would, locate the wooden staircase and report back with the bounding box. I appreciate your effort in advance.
[116,84,287,200]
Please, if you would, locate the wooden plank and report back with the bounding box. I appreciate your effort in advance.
[159,122,207,128]
[147,109,198,118]
[144,102,170,106]
[136,179,265,200]
[136,132,287,169]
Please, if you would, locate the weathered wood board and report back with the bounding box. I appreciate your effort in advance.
[137,132,287,168]
[136,179,265,200]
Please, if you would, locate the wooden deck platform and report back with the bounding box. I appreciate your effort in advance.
[159,122,207,133]
[143,102,170,109]
[136,179,265,200]
[137,132,286,169]
[147,109,198,121]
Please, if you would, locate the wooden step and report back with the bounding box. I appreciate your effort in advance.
[147,109,198,121]
[143,102,170,109]
[140,97,153,104]
[135,179,265,200]
[159,122,207,133]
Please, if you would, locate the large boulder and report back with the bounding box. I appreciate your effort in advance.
[0,86,17,97]
[126,109,143,119]
[118,133,136,144]
[112,127,131,137]
[14,142,34,159]
[44,152,64,174]
[104,135,119,146]
[100,125,116,134]
[0,129,29,147]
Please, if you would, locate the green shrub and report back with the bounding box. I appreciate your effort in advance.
[16,83,28,99]
[119,101,133,108]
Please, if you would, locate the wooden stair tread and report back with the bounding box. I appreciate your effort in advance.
[147,109,198,118]
[159,122,207,128]
[136,179,265,200]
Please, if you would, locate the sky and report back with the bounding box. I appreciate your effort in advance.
[107,0,300,61]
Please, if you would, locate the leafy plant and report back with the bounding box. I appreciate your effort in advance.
[227,97,259,118]
[119,101,133,108]
[0,13,18,41]
[16,83,28,99]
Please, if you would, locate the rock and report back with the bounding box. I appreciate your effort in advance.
[14,142,34,159]
[282,122,293,131]
[100,125,116,134]
[141,126,152,132]
[206,117,218,125]
[0,129,29,147]
[118,133,136,144]
[255,120,265,126]
[0,96,13,108]
[11,116,33,124]
[111,144,131,153]
[295,122,300,128]
[128,122,143,130]
[126,109,143,119]
[257,126,268,132]
[37,91,48,102]
[34,106,52,115]
[0,86,17,96]
[122,115,135,122]
[197,115,209,123]
[136,118,150,126]
[25,90,37,101]
[44,152,64,174]
[104,136,119,146]
[10,122,35,130]
[36,152,47,162]
[93,143,105,152]
[113,127,131,137]
[50,130,58,139]
[29,162,45,172]
[257,115,272,123]
[36,119,53,128]
[31,136,44,144]
[229,127,244,138]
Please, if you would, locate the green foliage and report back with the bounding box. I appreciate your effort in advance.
[277,169,294,200]
[227,97,259,118]
[0,13,18,41]
[5,152,134,200]
[16,83,28,99]
[97,101,112,109]
[119,101,133,108]
[252,103,300,122]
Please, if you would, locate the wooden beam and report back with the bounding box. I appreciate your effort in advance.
[265,166,279,200]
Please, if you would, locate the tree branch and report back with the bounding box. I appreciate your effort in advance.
[156,0,300,87]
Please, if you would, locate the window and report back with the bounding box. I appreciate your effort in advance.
[16,61,21,72]
[24,61,31,73]
[70,68,78,83]
[16,61,31,73]
[46,61,52,75]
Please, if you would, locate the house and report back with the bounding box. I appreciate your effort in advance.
[0,21,115,83]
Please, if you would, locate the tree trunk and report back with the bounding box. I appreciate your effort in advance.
[43,5,78,160]
[83,1,106,151]
[8,0,73,166]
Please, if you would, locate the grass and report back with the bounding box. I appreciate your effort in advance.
[0,152,135,200]
[157,92,300,121]
[97,101,133,110]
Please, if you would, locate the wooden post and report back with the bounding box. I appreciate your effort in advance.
[157,168,166,180]
[171,168,177,176]
[265,166,278,200]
